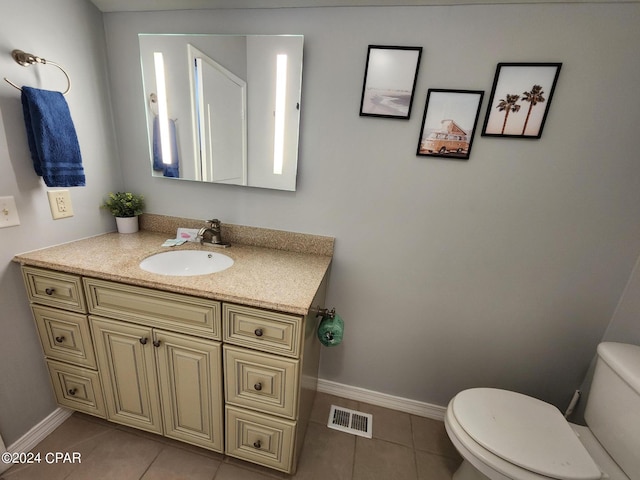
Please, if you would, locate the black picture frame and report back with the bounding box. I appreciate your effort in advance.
[359,45,423,119]
[481,62,562,138]
[416,89,484,160]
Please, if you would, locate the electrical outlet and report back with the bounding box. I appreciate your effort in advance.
[47,190,74,220]
[0,196,21,228]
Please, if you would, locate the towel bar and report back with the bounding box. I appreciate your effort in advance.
[3,49,71,95]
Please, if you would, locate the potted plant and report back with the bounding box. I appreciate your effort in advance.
[101,192,145,233]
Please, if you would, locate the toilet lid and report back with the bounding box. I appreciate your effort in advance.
[452,388,602,480]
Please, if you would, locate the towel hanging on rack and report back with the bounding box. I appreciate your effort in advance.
[152,115,180,178]
[21,86,85,187]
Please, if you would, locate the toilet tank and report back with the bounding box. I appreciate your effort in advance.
[584,342,640,479]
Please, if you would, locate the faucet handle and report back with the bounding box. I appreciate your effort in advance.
[206,219,220,226]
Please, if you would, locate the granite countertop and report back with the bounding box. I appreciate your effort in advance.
[13,229,333,315]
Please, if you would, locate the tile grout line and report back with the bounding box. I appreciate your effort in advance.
[136,444,165,480]
[410,415,420,480]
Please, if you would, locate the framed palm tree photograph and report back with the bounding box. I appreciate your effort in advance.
[482,63,562,138]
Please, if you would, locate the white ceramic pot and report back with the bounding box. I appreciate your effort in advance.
[115,216,139,234]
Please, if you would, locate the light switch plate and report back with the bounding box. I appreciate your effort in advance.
[0,196,21,228]
[47,190,74,220]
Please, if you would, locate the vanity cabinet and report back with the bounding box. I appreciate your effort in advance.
[21,267,106,418]
[90,317,223,451]
[222,296,324,474]
[22,260,327,474]
[84,278,224,453]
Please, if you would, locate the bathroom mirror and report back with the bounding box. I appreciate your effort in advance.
[139,34,303,191]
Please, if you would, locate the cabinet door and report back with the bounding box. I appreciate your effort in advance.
[155,330,224,453]
[90,317,162,434]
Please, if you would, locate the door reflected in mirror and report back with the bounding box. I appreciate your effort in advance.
[139,34,303,191]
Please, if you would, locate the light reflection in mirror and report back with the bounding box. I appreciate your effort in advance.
[273,54,287,175]
[153,52,172,167]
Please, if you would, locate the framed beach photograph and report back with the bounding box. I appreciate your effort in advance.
[482,62,562,138]
[359,45,423,119]
[416,89,484,160]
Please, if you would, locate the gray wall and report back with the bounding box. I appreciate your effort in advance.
[1,0,640,447]
[0,0,120,444]
[604,255,640,346]
[104,3,640,412]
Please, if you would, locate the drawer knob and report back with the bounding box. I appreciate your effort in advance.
[153,340,161,348]
[253,440,261,449]
[254,382,262,391]
[55,336,65,343]
[254,328,263,337]
[139,337,148,345]
[45,288,55,296]
[68,388,77,396]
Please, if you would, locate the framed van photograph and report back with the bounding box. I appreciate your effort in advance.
[482,62,562,138]
[359,45,423,119]
[416,89,484,160]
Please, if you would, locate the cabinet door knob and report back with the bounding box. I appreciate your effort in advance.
[253,440,261,449]
[45,288,55,296]
[55,336,65,343]
[68,388,77,396]
[254,382,262,391]
[139,337,148,345]
[153,340,161,348]
[254,328,263,337]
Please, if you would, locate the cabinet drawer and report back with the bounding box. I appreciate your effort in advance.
[47,359,106,418]
[32,305,96,368]
[22,267,86,313]
[223,304,302,358]
[84,278,221,340]
[225,406,296,473]
[225,345,299,419]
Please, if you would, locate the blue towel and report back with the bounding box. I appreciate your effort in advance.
[21,87,85,187]
[152,116,180,178]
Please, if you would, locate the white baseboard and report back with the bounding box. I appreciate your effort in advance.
[6,408,73,455]
[317,378,446,421]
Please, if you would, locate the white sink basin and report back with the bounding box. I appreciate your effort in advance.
[139,250,234,276]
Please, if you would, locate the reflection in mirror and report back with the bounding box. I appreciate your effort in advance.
[139,34,303,191]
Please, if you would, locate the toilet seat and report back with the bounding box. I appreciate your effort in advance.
[450,388,601,480]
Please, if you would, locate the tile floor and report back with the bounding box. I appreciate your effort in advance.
[1,393,461,480]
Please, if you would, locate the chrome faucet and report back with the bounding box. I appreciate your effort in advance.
[198,219,230,248]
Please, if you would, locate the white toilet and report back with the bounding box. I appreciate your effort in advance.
[445,342,640,480]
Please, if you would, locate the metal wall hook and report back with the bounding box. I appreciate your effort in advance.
[315,306,336,319]
[4,49,71,95]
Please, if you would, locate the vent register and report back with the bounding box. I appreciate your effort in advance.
[327,405,373,438]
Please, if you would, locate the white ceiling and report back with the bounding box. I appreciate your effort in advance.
[89,0,636,13]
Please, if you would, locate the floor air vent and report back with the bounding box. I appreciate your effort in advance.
[327,405,373,438]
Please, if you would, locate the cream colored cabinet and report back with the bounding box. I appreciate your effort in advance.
[223,283,326,474]
[91,317,224,452]
[22,267,106,418]
[85,278,224,453]
[90,318,162,433]
[156,330,223,451]
[22,266,327,474]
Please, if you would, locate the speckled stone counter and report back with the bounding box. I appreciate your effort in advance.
[13,223,333,315]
